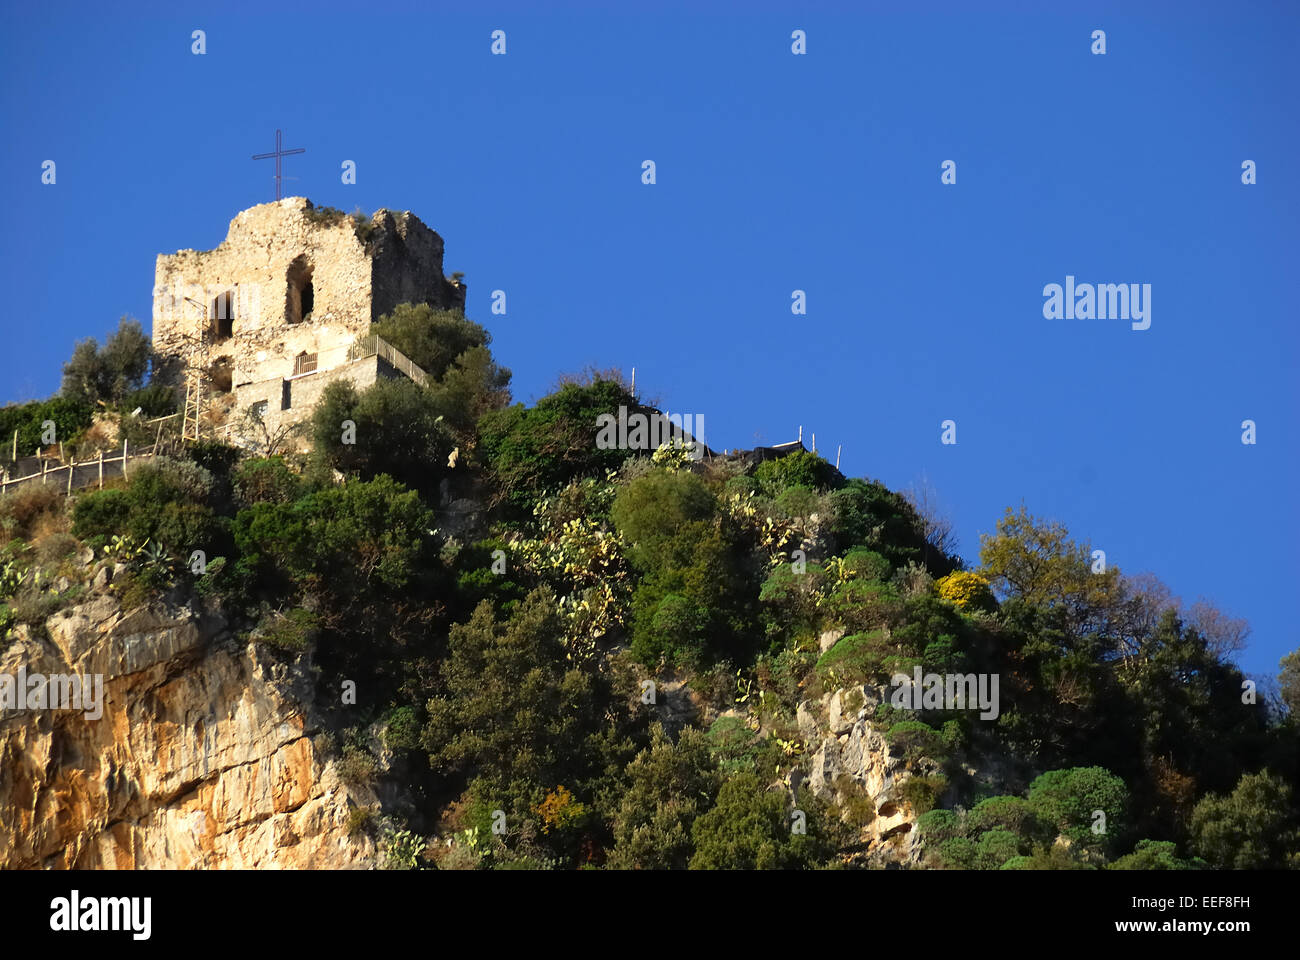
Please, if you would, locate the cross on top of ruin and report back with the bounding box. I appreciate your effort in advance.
[251,129,306,201]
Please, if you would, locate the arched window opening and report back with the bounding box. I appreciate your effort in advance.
[286,256,315,325]
[211,290,235,341]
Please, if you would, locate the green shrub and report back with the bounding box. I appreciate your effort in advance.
[822,579,902,635]
[0,396,94,460]
[337,745,378,787]
[916,808,962,844]
[233,456,301,506]
[758,562,828,645]
[73,456,224,558]
[371,304,495,383]
[614,468,751,664]
[837,547,892,583]
[346,807,375,837]
[479,379,648,517]
[753,451,843,496]
[967,795,1050,842]
[884,721,948,763]
[120,384,177,418]
[975,828,1023,869]
[1027,766,1129,855]
[689,774,840,869]
[257,607,318,652]
[1187,771,1298,869]
[607,725,721,870]
[900,774,948,815]
[772,484,824,520]
[815,630,889,683]
[935,836,979,870]
[1109,839,1204,870]
[233,473,434,600]
[827,479,950,574]
[382,705,422,752]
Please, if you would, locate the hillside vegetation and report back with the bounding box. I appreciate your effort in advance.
[3,305,1297,870]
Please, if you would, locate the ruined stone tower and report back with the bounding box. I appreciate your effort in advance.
[151,197,465,437]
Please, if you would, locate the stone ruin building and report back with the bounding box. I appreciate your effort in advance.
[151,197,465,444]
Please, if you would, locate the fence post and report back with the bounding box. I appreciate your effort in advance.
[10,429,15,463]
[67,463,73,495]
[98,450,104,490]
[41,459,48,486]
[122,439,129,479]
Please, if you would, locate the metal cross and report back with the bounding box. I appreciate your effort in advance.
[252,129,306,201]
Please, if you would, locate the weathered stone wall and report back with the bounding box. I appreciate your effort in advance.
[151,197,465,412]
[233,355,387,449]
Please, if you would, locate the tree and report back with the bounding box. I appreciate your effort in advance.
[1108,839,1203,870]
[421,588,642,861]
[371,304,500,382]
[978,505,1139,661]
[902,471,960,560]
[612,468,751,664]
[607,724,721,870]
[1026,766,1129,856]
[1280,650,1300,718]
[1183,598,1251,660]
[309,377,454,496]
[689,773,840,869]
[230,473,441,699]
[61,317,152,405]
[827,479,949,575]
[426,343,511,434]
[232,472,434,602]
[478,379,650,516]
[1188,771,1300,869]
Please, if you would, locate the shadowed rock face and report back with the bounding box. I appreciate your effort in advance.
[0,586,376,869]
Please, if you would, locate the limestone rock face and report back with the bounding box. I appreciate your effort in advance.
[0,592,375,869]
[800,686,927,867]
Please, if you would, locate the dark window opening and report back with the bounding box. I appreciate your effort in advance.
[281,379,292,410]
[211,291,235,341]
[286,256,315,325]
[209,359,233,394]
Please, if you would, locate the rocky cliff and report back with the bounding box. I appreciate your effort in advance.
[0,568,375,869]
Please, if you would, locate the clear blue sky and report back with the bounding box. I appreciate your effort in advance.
[2,0,1296,678]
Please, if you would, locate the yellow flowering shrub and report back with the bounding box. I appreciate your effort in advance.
[935,571,995,611]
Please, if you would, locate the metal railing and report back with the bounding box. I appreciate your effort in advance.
[346,334,428,386]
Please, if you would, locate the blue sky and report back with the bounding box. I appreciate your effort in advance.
[1,0,1296,678]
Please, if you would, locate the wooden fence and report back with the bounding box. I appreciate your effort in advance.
[0,437,180,497]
